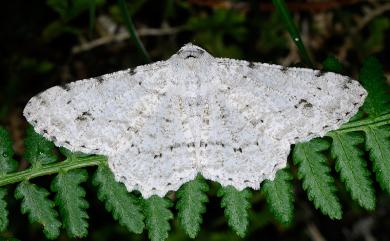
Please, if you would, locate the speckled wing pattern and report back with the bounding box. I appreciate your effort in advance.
[23,43,367,198]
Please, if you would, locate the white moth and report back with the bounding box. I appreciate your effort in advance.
[24,43,367,198]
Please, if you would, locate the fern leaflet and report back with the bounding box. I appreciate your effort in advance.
[364,125,390,194]
[14,181,61,239]
[176,175,209,238]
[262,168,294,224]
[143,195,173,241]
[0,127,17,175]
[359,57,390,117]
[217,186,251,237]
[24,126,57,166]
[293,139,342,219]
[0,189,8,232]
[51,169,89,237]
[92,165,144,234]
[329,132,375,210]
[0,127,17,231]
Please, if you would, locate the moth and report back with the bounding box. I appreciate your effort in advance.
[24,43,367,197]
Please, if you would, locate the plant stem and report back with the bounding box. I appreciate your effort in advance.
[272,0,314,67]
[0,155,106,187]
[89,0,96,37]
[117,0,151,63]
[330,112,390,133]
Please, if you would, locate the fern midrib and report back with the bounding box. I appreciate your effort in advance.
[0,156,105,187]
[59,173,75,227]
[331,133,364,195]
[182,188,195,225]
[23,184,46,227]
[366,126,386,162]
[301,144,323,195]
[334,112,390,133]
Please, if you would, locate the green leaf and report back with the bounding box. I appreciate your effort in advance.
[217,186,251,237]
[24,126,57,166]
[359,57,390,117]
[143,195,173,241]
[323,56,343,73]
[0,189,9,232]
[51,169,89,238]
[329,132,375,210]
[0,127,17,176]
[92,165,144,234]
[262,169,294,224]
[293,139,342,219]
[364,125,390,194]
[176,175,209,238]
[15,181,61,239]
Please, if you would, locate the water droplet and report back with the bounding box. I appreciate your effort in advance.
[294,37,299,42]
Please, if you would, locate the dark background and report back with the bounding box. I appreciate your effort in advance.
[0,0,389,240]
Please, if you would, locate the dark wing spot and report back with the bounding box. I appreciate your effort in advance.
[95,76,105,83]
[184,54,197,59]
[82,111,92,116]
[76,111,93,121]
[315,70,326,77]
[304,102,313,108]
[60,83,71,91]
[316,87,322,90]
[65,140,70,144]
[67,100,71,104]
[299,99,307,104]
[280,66,289,73]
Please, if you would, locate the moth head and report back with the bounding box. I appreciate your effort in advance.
[176,43,207,60]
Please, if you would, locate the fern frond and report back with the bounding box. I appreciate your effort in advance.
[293,139,342,219]
[51,169,89,238]
[0,127,17,231]
[143,195,174,241]
[0,127,17,175]
[329,132,375,210]
[24,126,57,166]
[359,57,390,117]
[14,181,61,239]
[92,165,144,234]
[176,175,209,238]
[364,125,390,194]
[262,169,294,224]
[0,188,8,232]
[217,186,251,237]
